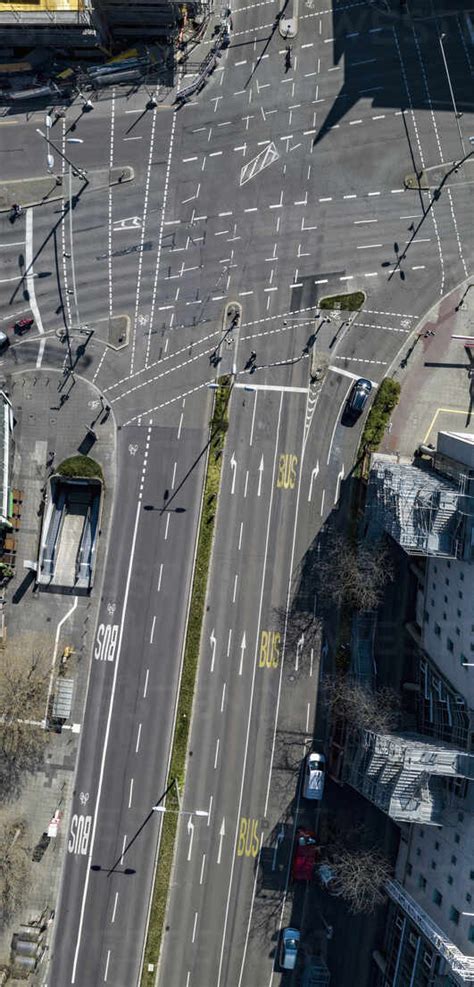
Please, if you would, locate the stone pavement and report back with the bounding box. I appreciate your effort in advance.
[0,367,116,978]
[380,278,474,458]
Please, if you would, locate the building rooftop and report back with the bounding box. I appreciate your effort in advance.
[0,0,84,9]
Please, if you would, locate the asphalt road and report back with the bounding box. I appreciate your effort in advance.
[0,1,472,985]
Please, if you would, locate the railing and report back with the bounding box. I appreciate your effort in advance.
[386,880,474,980]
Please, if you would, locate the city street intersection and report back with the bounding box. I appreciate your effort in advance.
[0,1,472,984]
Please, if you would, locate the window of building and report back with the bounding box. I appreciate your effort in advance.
[467,893,472,904]
[444,595,448,604]
[447,638,454,652]
[423,952,432,970]
[451,855,457,864]
[450,906,460,925]
[431,861,437,870]
[459,812,465,822]
[455,834,460,844]
[457,609,462,618]
[406,862,413,876]
[456,627,461,637]
[434,623,441,636]
[469,925,474,943]
[396,916,404,931]
[433,889,442,906]
[409,932,418,948]
[435,841,440,850]
[446,578,450,586]
[448,875,453,885]
[419,875,427,890]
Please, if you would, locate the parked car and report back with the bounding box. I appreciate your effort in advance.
[292,828,319,881]
[342,378,372,424]
[279,927,300,970]
[303,752,326,800]
[13,317,34,335]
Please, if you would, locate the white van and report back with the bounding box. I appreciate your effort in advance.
[303,752,326,800]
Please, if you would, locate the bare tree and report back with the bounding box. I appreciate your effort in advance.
[273,603,322,663]
[323,676,400,735]
[0,814,31,925]
[317,535,393,611]
[0,635,52,799]
[329,846,392,914]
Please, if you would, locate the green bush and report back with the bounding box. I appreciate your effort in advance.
[57,455,103,480]
[360,378,401,453]
[320,291,365,311]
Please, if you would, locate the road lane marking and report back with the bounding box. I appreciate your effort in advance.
[232,574,238,602]
[199,854,206,885]
[259,630,280,668]
[235,383,308,393]
[192,911,199,942]
[217,393,284,987]
[25,208,44,335]
[135,723,142,753]
[221,682,226,712]
[164,513,171,540]
[143,668,149,698]
[227,628,232,657]
[104,949,111,981]
[128,778,134,808]
[111,892,119,924]
[214,737,220,769]
[238,521,243,550]
[150,615,156,644]
[120,834,127,866]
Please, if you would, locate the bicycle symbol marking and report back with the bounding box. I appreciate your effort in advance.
[79,791,89,806]
[129,444,139,456]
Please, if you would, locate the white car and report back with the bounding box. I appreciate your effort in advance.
[303,752,326,800]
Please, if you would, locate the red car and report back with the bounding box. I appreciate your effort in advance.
[291,828,319,881]
[13,318,34,335]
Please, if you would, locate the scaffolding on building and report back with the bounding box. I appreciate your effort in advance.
[418,653,470,749]
[366,456,470,558]
[386,880,474,983]
[343,729,474,825]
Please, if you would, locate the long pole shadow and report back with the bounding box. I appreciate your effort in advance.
[103,777,176,877]
[243,0,289,89]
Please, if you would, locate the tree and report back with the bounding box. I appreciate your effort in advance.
[317,534,393,611]
[0,814,31,925]
[322,676,400,735]
[0,635,52,799]
[328,846,392,914]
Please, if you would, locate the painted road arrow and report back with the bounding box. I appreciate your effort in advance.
[210,629,217,672]
[308,460,320,501]
[230,452,237,495]
[217,817,226,864]
[257,455,264,497]
[238,631,246,676]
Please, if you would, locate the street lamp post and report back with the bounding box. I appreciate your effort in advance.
[439,33,465,155]
[35,128,88,180]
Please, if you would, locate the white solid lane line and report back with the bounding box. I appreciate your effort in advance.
[111,892,119,924]
[135,723,142,753]
[150,615,156,644]
[25,208,44,334]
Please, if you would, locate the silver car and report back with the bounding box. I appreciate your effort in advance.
[303,752,326,800]
[279,927,300,970]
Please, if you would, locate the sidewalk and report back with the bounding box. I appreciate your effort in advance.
[380,278,474,458]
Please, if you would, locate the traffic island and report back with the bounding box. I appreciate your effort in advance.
[320,291,365,311]
[405,158,474,191]
[356,378,401,478]
[0,166,134,213]
[140,377,232,987]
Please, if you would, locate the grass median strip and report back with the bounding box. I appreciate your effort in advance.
[320,290,365,311]
[140,377,231,986]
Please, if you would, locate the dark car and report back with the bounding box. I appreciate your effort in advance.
[292,828,319,881]
[13,318,34,335]
[342,378,372,424]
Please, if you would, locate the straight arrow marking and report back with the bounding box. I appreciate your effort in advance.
[239,631,246,676]
[257,455,264,497]
[210,629,217,672]
[217,817,226,864]
[230,451,237,495]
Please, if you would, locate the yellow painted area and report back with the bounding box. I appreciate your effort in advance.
[423,407,470,445]
[258,630,280,668]
[1,0,84,11]
[276,453,298,489]
[237,817,260,857]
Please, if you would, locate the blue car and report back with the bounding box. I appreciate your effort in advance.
[279,927,300,970]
